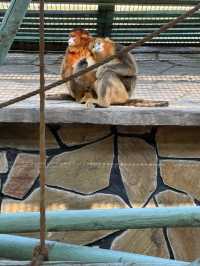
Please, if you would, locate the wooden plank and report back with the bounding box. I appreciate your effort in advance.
[0,0,31,64]
[0,207,200,233]
[0,234,189,265]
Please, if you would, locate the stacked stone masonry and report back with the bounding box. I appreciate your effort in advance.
[0,124,199,261]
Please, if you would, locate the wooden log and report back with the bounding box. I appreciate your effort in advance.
[0,0,31,64]
[0,207,199,233]
[0,234,189,265]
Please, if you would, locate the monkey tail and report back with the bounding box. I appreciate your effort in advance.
[122,99,169,107]
[46,93,74,101]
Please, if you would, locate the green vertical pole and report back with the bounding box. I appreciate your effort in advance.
[0,0,31,64]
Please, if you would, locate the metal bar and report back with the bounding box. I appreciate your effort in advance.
[16,23,200,29]
[39,0,47,257]
[0,261,134,266]
[16,28,200,34]
[0,0,31,64]
[2,10,198,18]
[0,0,198,5]
[0,234,189,265]
[0,207,199,233]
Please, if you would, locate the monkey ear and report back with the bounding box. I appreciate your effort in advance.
[81,33,90,39]
[105,37,112,42]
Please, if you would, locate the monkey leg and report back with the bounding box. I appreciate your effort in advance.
[94,71,129,107]
[80,91,96,104]
[120,76,137,97]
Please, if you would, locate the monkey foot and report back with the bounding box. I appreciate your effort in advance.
[85,101,96,108]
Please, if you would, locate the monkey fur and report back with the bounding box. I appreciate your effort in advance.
[47,28,95,102]
[79,37,168,108]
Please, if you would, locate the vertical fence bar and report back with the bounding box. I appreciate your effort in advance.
[0,0,31,64]
[39,0,47,259]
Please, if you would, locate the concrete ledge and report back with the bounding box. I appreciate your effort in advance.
[0,52,199,126]
[1,101,200,125]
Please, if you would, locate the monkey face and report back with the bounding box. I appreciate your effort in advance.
[68,29,92,47]
[90,38,115,60]
[92,40,104,53]
[68,36,76,46]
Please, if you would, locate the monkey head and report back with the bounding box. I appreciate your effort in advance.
[90,37,116,61]
[68,29,93,49]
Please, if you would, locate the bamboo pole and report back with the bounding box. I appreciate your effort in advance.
[0,234,189,265]
[0,0,31,64]
[0,207,199,233]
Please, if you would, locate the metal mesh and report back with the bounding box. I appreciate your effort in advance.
[0,0,200,46]
[0,52,199,105]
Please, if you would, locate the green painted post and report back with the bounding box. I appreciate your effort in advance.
[0,0,31,64]
[0,207,199,233]
[0,234,189,265]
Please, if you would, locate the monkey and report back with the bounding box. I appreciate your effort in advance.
[78,37,168,108]
[73,54,97,103]
[46,28,95,102]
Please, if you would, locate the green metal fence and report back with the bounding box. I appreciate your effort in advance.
[0,0,200,47]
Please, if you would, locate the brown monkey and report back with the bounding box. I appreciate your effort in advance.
[47,28,95,101]
[73,54,97,102]
[80,37,168,108]
[61,28,96,102]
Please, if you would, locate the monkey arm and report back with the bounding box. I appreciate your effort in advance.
[96,54,137,79]
[107,63,137,77]
[96,63,136,79]
[60,49,75,80]
[60,59,73,80]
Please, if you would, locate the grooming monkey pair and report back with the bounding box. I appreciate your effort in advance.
[60,29,168,107]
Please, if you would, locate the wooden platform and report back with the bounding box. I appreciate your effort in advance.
[0,51,200,125]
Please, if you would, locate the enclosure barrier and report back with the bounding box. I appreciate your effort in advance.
[0,234,191,265]
[0,0,200,265]
[0,207,199,233]
[1,0,200,46]
[0,1,200,109]
[0,0,31,64]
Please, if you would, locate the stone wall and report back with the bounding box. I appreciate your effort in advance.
[0,123,199,261]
